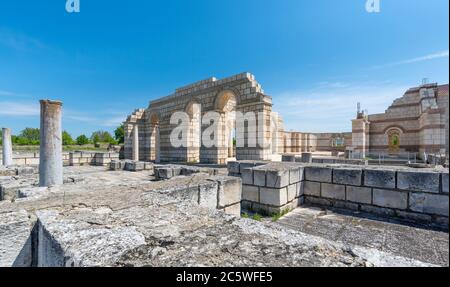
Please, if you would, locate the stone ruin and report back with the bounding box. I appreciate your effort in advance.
[0,74,449,267]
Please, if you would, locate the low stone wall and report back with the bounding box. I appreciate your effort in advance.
[0,152,70,166]
[281,154,367,165]
[69,152,119,166]
[228,161,449,228]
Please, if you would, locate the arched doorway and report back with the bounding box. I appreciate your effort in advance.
[186,101,201,163]
[215,90,237,164]
[387,128,401,154]
[150,113,161,163]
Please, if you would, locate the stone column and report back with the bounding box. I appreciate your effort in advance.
[2,128,13,166]
[132,124,139,161]
[351,117,370,159]
[39,100,63,187]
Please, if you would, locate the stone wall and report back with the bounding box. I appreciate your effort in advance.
[0,152,70,166]
[69,152,119,167]
[228,161,449,228]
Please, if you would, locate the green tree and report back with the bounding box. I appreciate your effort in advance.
[90,131,116,144]
[114,124,125,144]
[76,135,90,145]
[20,128,40,143]
[62,131,75,145]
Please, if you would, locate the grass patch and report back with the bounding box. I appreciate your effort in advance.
[271,208,292,222]
[242,213,249,219]
[251,213,263,221]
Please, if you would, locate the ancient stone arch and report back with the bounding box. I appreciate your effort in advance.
[124,73,273,164]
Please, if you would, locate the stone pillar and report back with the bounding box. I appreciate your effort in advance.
[132,124,139,161]
[352,117,370,159]
[306,134,311,152]
[2,128,13,166]
[39,100,63,187]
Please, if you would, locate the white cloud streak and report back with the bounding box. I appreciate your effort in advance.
[372,50,449,69]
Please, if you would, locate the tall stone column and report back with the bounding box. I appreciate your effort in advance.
[351,117,370,159]
[132,124,139,161]
[2,128,13,166]
[39,100,63,187]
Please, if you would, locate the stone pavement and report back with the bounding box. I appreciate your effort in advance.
[273,205,449,266]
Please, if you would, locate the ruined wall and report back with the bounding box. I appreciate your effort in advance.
[354,84,449,157]
[0,152,70,166]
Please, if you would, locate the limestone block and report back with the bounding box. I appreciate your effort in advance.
[266,168,290,188]
[227,161,240,174]
[364,169,396,189]
[242,185,259,202]
[287,183,297,202]
[297,181,304,197]
[223,203,241,217]
[373,189,407,210]
[259,187,287,207]
[333,201,359,211]
[304,181,320,196]
[16,167,35,176]
[301,153,312,163]
[199,180,219,209]
[397,171,440,193]
[360,204,396,217]
[321,183,346,200]
[241,168,254,185]
[253,169,266,187]
[441,172,448,194]
[217,177,242,208]
[155,167,173,179]
[289,166,303,184]
[333,168,362,186]
[409,193,449,216]
[346,186,372,204]
[281,155,295,162]
[125,161,144,172]
[304,166,332,183]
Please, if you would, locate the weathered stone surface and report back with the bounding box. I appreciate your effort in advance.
[305,166,332,183]
[125,161,145,172]
[226,161,240,174]
[241,168,253,185]
[242,185,259,202]
[373,189,407,210]
[287,183,298,202]
[442,172,449,194]
[289,167,303,184]
[0,210,33,267]
[252,169,266,187]
[409,193,449,216]
[259,187,287,207]
[397,171,440,193]
[333,168,362,186]
[304,181,321,197]
[346,186,372,204]
[217,177,242,208]
[199,180,219,209]
[364,169,396,189]
[281,155,295,162]
[321,183,346,200]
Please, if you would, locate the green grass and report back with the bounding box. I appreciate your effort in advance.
[251,213,263,221]
[241,213,249,219]
[271,208,292,222]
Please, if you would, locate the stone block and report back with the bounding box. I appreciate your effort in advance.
[155,167,173,179]
[333,201,359,211]
[16,167,35,176]
[373,189,407,210]
[364,169,396,189]
[297,181,304,197]
[287,183,297,202]
[223,203,241,217]
[281,155,296,162]
[217,177,242,208]
[125,161,144,172]
[409,193,449,216]
[304,196,332,207]
[346,186,372,204]
[265,169,290,188]
[241,168,254,185]
[304,166,332,183]
[360,204,396,217]
[333,168,362,186]
[289,166,303,184]
[301,153,312,163]
[304,181,320,197]
[109,160,122,171]
[199,180,219,209]
[227,161,240,174]
[397,171,440,193]
[321,183,346,200]
[253,169,266,187]
[242,185,259,202]
[441,172,448,194]
[394,210,432,223]
[259,187,287,207]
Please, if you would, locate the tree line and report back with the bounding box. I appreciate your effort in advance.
[0,125,124,146]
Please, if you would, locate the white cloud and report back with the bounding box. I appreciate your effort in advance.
[0,101,39,116]
[273,83,409,133]
[372,50,449,69]
[0,28,46,51]
[0,90,14,96]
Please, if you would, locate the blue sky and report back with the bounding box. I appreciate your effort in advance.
[0,0,448,136]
